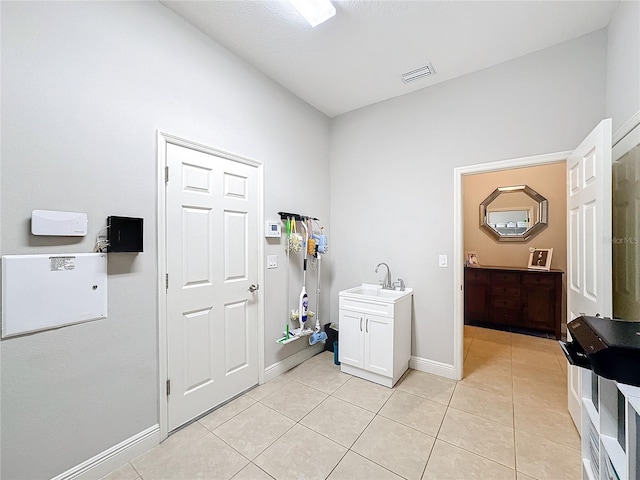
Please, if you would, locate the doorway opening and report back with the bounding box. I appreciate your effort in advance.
[452,151,571,380]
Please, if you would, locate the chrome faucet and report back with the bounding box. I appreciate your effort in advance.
[375,262,392,290]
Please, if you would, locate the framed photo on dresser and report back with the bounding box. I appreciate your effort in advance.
[465,251,479,266]
[527,248,553,271]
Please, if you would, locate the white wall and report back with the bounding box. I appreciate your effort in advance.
[329,30,607,366]
[606,0,640,133]
[0,2,329,478]
[2,2,629,476]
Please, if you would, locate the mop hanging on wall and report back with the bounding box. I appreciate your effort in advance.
[298,219,310,333]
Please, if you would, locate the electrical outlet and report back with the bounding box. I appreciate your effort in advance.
[267,255,277,269]
[438,254,448,267]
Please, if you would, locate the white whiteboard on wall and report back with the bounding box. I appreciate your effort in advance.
[1,253,107,338]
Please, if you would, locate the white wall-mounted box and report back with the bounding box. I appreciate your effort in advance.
[31,210,88,236]
[265,221,281,237]
[1,253,107,338]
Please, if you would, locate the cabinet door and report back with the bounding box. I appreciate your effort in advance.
[338,310,364,368]
[522,286,555,331]
[364,313,393,376]
[464,281,489,322]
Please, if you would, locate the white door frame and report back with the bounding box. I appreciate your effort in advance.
[612,111,640,157]
[156,131,265,441]
[452,150,572,380]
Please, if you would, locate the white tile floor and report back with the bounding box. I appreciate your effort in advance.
[102,326,580,480]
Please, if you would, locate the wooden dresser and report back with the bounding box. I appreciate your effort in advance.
[464,266,563,339]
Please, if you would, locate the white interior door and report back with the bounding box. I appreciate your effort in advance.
[612,130,640,320]
[566,119,613,432]
[165,142,259,432]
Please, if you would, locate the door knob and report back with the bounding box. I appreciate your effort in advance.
[248,284,259,292]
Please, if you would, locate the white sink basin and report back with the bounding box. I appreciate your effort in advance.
[340,284,413,303]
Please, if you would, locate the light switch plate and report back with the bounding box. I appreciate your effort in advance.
[267,255,277,269]
[438,254,448,267]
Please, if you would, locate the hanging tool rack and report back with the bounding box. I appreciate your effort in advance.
[275,211,324,345]
[277,211,319,222]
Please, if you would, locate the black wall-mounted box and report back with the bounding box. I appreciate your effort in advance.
[107,216,143,253]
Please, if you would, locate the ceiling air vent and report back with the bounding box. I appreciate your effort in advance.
[401,63,435,83]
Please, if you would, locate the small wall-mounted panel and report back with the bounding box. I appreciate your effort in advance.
[31,210,88,236]
[107,216,143,252]
[265,221,281,237]
[1,253,107,338]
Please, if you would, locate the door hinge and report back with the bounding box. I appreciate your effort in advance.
[165,273,169,289]
[166,379,171,396]
[165,166,169,183]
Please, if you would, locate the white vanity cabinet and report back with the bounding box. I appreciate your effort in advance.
[338,285,413,388]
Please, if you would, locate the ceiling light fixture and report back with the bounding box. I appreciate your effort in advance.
[288,0,336,27]
[401,63,436,83]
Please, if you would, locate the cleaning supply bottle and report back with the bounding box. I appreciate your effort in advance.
[313,232,328,254]
[299,288,308,328]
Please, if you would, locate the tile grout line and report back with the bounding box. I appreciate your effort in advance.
[320,448,350,480]
[460,328,578,479]
[212,401,299,467]
[111,332,574,480]
[130,422,215,479]
[197,396,257,433]
[421,380,460,478]
[453,330,520,475]
[297,380,385,479]
[328,381,395,414]
[321,373,427,479]
[231,462,275,480]
[252,359,388,477]
[432,437,519,473]
[255,366,374,478]
[509,331,522,479]
[342,387,392,445]
[338,450,409,480]
[129,461,142,480]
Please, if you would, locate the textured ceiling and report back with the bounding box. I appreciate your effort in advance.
[162,0,619,117]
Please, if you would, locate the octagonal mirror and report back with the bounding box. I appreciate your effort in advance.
[480,185,548,242]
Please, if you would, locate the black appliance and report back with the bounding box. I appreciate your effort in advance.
[107,216,144,253]
[559,316,640,387]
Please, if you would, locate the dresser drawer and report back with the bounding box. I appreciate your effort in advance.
[489,307,520,324]
[490,271,520,284]
[490,296,520,311]
[465,269,490,282]
[491,284,521,298]
[522,274,557,287]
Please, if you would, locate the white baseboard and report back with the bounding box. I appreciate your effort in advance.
[52,424,160,480]
[410,356,458,380]
[264,343,324,383]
